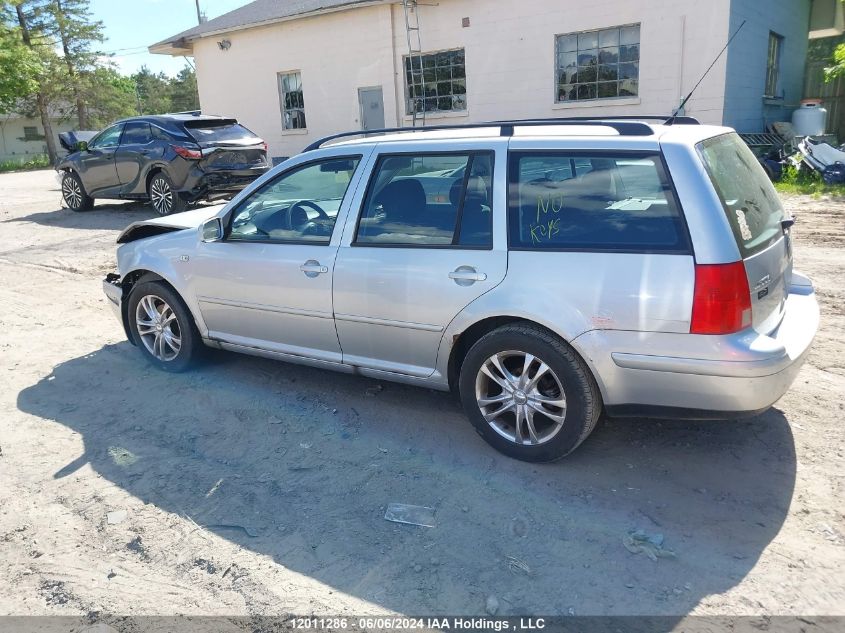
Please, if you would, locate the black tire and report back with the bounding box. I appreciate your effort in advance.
[61,170,94,211]
[126,281,201,372]
[458,322,602,462]
[147,172,186,216]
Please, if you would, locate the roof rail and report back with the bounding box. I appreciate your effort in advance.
[303,116,697,152]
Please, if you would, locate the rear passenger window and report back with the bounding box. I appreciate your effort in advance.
[356,153,493,247]
[508,152,687,252]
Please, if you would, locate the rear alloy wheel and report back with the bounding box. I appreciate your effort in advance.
[459,323,602,462]
[128,281,199,372]
[148,173,186,215]
[61,171,94,211]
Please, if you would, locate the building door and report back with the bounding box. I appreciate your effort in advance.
[358,87,385,131]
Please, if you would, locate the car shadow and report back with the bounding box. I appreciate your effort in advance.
[16,343,797,616]
[4,201,219,232]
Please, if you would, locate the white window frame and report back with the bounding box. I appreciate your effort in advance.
[278,70,307,130]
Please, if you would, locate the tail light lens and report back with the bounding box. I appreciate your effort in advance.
[261,141,268,153]
[171,145,202,160]
[690,262,752,335]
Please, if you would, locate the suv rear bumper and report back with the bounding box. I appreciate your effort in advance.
[573,272,819,417]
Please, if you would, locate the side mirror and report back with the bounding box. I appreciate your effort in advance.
[76,140,88,152]
[201,217,223,242]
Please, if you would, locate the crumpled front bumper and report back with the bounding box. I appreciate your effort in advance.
[103,273,123,323]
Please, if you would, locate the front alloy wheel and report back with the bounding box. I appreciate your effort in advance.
[476,350,567,445]
[135,294,181,361]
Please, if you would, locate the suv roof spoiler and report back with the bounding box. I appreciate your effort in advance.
[304,115,701,152]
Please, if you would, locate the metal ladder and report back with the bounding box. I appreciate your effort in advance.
[402,0,425,127]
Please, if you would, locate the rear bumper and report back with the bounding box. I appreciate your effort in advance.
[181,166,269,201]
[574,272,819,416]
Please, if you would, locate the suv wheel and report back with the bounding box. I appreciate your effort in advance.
[148,173,186,215]
[458,323,602,462]
[127,281,200,372]
[61,171,94,211]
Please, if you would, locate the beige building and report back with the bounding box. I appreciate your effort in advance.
[151,0,814,159]
[0,114,74,162]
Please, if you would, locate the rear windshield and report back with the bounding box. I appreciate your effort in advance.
[697,133,785,258]
[184,120,258,143]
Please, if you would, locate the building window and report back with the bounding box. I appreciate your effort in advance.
[765,32,783,98]
[404,48,467,115]
[23,126,42,141]
[278,71,306,130]
[555,24,640,102]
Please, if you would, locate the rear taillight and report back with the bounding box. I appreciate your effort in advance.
[261,141,268,153]
[690,262,752,335]
[171,145,202,160]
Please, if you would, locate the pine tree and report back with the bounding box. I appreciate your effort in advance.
[11,0,59,164]
[50,0,104,128]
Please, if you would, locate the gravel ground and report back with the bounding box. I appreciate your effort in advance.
[0,169,843,619]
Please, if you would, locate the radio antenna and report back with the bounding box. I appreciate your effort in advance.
[667,19,746,125]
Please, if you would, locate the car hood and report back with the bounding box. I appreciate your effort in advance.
[117,205,225,244]
[58,130,98,153]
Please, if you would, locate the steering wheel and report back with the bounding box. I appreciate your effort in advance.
[286,200,328,230]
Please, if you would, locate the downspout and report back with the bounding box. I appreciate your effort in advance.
[389,3,402,126]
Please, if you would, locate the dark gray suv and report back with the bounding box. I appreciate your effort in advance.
[57,113,270,215]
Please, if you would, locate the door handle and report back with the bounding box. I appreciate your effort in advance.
[449,266,487,286]
[300,260,329,277]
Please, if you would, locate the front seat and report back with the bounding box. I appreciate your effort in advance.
[376,179,428,226]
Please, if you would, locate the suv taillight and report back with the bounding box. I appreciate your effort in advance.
[261,141,268,153]
[690,262,752,335]
[171,145,202,160]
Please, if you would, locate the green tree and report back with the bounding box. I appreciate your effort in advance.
[49,0,105,128]
[7,0,61,163]
[169,65,199,112]
[82,65,136,127]
[131,65,172,115]
[0,15,41,113]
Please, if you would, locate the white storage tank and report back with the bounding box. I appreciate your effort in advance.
[792,99,828,136]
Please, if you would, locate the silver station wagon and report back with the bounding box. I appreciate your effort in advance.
[103,117,819,462]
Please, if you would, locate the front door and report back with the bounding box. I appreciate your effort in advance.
[358,87,385,132]
[333,144,507,377]
[189,154,368,362]
[79,123,123,196]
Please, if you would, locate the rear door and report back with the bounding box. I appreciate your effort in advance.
[698,133,792,334]
[332,139,508,377]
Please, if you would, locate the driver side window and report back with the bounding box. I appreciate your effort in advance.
[89,124,123,149]
[228,156,361,244]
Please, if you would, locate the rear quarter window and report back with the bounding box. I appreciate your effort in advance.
[508,152,688,252]
[697,133,785,258]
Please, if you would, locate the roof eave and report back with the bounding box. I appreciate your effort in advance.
[149,37,193,56]
[149,0,386,56]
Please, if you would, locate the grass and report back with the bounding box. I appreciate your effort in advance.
[774,161,845,197]
[0,154,51,173]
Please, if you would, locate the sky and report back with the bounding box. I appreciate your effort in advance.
[89,0,252,77]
